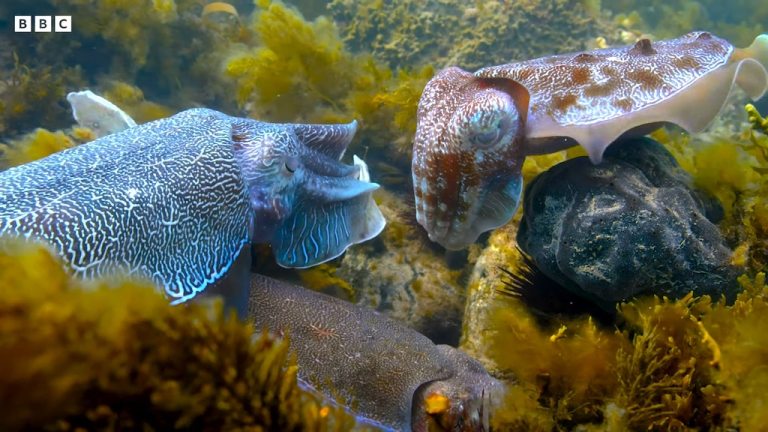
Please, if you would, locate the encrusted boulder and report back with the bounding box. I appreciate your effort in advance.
[517,137,740,308]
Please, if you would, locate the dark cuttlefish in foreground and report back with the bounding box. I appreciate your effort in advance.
[413,32,768,250]
[0,103,385,311]
[248,274,503,432]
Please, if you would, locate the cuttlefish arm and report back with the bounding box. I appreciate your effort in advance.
[413,32,768,250]
[477,31,768,163]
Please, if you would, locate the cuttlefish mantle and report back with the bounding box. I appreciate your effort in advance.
[478,31,768,163]
[413,32,768,250]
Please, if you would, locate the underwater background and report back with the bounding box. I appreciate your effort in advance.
[1,0,768,430]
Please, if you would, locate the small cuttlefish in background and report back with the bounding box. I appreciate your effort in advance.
[66,89,137,137]
[0,90,385,313]
[412,32,768,250]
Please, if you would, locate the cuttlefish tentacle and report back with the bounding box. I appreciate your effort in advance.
[0,108,385,303]
[413,32,768,250]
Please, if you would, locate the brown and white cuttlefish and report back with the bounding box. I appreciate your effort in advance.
[412,32,768,250]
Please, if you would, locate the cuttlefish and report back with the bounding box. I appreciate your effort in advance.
[249,274,503,432]
[0,100,385,309]
[413,32,768,250]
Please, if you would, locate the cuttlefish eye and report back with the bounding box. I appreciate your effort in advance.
[284,157,299,173]
[468,113,514,148]
[460,90,518,151]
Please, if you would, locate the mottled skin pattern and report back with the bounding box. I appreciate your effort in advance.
[0,108,382,303]
[413,32,768,250]
[479,33,731,132]
[248,274,503,431]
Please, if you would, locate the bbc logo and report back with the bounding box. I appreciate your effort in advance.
[15,16,72,33]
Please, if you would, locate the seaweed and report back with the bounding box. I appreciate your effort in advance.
[225,0,434,175]
[0,237,357,431]
[0,128,76,168]
[101,80,175,123]
[0,53,83,138]
[485,266,768,430]
[487,293,627,428]
[297,262,357,301]
[1,0,240,133]
[614,295,728,430]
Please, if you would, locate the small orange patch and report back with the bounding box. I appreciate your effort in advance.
[425,393,450,414]
[551,93,579,112]
[672,55,700,70]
[308,322,339,339]
[584,81,617,98]
[601,65,620,79]
[570,67,592,85]
[613,98,634,112]
[627,68,664,91]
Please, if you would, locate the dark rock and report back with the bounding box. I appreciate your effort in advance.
[517,137,740,309]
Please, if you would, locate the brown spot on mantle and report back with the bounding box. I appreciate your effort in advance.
[626,68,664,91]
[672,55,700,70]
[551,93,579,113]
[613,98,634,112]
[584,80,617,98]
[570,67,592,85]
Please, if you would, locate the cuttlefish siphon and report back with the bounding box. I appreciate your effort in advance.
[0,104,385,310]
[412,32,768,250]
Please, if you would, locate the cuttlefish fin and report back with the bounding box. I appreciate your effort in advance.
[67,90,137,138]
[293,120,358,160]
[272,155,385,268]
[733,34,768,99]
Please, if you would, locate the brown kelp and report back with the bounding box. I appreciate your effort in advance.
[0,237,356,431]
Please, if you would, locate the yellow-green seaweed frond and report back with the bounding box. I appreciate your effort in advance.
[0,237,356,431]
[0,128,76,168]
[0,54,82,138]
[615,295,728,430]
[487,296,628,427]
[746,104,768,136]
[226,0,355,122]
[224,0,433,168]
[298,262,356,301]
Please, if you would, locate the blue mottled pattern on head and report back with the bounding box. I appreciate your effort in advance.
[0,109,251,303]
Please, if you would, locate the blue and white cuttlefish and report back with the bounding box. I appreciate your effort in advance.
[0,93,385,309]
[413,32,768,250]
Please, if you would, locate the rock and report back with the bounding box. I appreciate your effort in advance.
[517,137,740,308]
